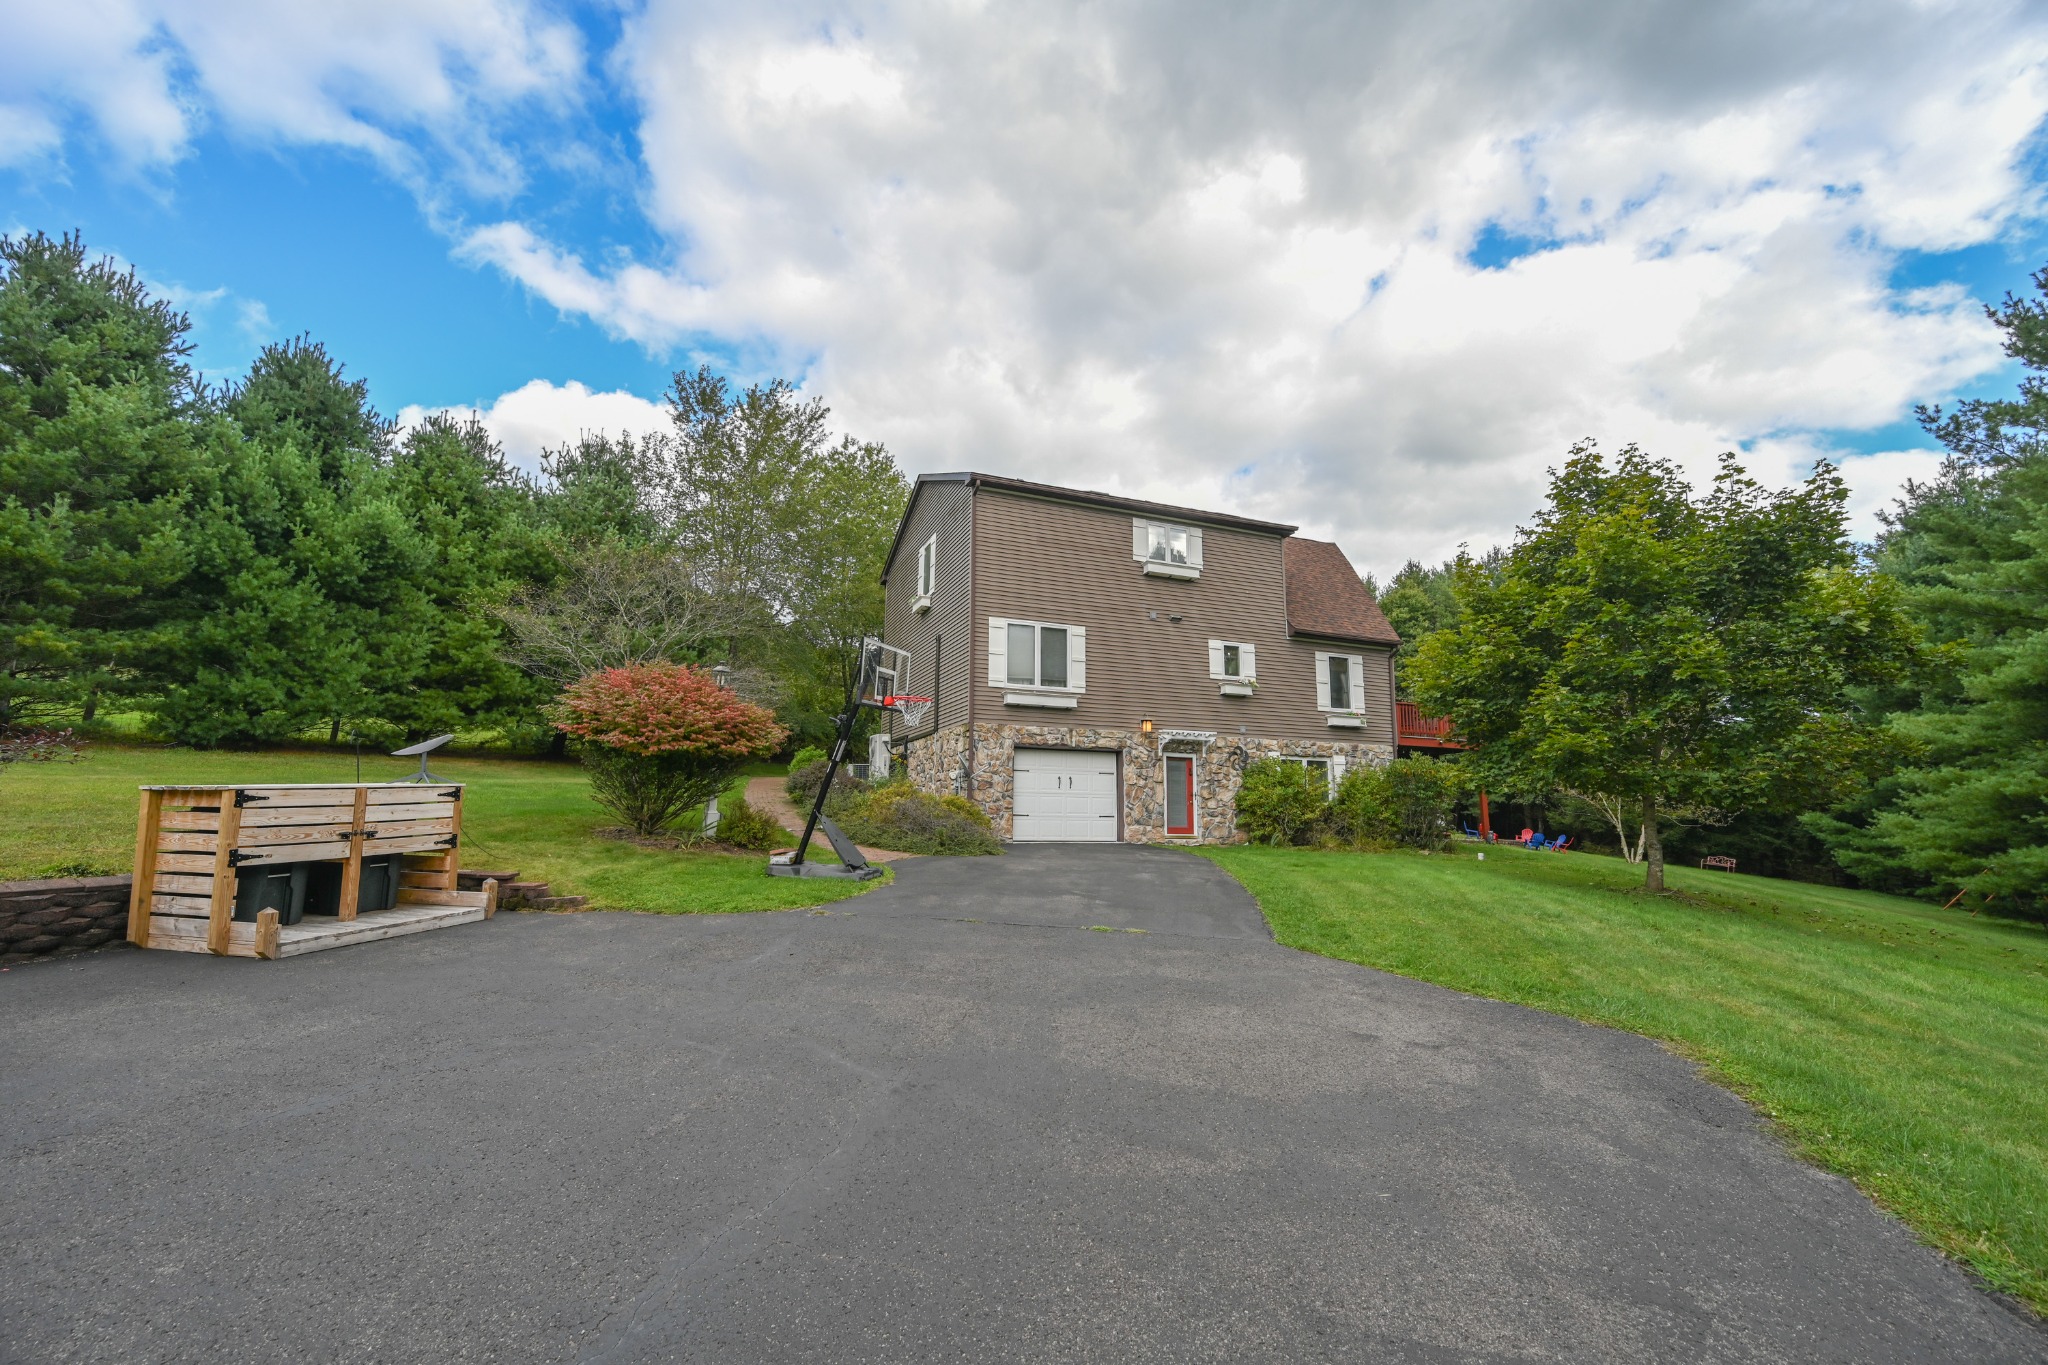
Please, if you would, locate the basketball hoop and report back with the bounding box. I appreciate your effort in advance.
[882,695,932,728]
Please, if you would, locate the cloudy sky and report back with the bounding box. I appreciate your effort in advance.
[7,1,2048,574]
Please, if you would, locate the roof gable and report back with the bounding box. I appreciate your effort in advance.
[1284,537,1400,646]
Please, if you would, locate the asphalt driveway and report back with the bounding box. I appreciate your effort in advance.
[2,845,2040,1363]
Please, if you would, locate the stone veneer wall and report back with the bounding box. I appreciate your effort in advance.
[0,875,133,964]
[903,723,1394,843]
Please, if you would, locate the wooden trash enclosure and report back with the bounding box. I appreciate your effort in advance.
[127,783,498,960]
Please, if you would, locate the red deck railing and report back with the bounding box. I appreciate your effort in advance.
[1396,702,1462,749]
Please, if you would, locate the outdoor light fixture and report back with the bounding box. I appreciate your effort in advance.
[711,664,733,690]
[1140,718,1154,734]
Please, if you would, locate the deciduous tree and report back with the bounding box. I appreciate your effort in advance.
[1411,442,1914,892]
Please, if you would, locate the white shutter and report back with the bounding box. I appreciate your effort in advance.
[1348,655,1366,712]
[1315,652,1332,709]
[1332,752,1347,786]
[1208,640,1226,678]
[1069,626,1086,690]
[988,618,1008,686]
[1132,519,1150,559]
[1241,643,1257,681]
[1185,527,1204,569]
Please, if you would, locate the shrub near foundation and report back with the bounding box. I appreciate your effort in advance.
[1234,760,1329,846]
[833,785,1000,855]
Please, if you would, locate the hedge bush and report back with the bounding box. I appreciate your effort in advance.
[713,793,787,850]
[1235,759,1330,846]
[786,759,868,806]
[1237,755,1469,850]
[788,746,827,774]
[833,785,1000,856]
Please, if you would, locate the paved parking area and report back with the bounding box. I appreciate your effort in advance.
[2,845,2040,1362]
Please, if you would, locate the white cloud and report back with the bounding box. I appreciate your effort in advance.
[470,0,2047,571]
[0,0,584,193]
[398,379,671,475]
[1838,448,1953,544]
[12,1,2048,574]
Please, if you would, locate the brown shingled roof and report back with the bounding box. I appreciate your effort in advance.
[1284,537,1401,646]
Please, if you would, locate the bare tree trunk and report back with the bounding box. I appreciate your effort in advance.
[1642,793,1665,892]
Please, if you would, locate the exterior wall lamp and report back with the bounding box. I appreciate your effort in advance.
[1139,718,1154,735]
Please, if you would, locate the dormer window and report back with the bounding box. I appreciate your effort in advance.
[1132,519,1203,579]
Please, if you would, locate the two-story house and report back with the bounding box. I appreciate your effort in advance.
[878,472,1400,843]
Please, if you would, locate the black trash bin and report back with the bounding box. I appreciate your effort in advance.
[232,862,311,925]
[307,854,405,917]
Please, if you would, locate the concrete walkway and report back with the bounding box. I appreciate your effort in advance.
[1,844,2039,1362]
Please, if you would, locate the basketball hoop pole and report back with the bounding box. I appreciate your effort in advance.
[791,639,889,868]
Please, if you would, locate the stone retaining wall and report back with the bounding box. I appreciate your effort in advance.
[0,876,132,965]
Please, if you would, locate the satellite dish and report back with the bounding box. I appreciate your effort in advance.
[390,733,455,783]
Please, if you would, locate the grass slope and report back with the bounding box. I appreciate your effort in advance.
[0,745,876,913]
[1199,842,2048,1314]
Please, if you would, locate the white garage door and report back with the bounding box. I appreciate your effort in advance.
[1012,748,1120,842]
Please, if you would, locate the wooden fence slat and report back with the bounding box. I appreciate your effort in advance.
[151,893,215,917]
[154,873,214,896]
[206,792,242,955]
[157,852,219,873]
[128,790,164,947]
[366,786,461,806]
[230,840,356,866]
[339,787,369,922]
[233,804,357,828]
[360,817,456,839]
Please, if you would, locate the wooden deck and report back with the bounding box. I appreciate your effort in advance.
[144,896,491,959]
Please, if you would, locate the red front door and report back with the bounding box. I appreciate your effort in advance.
[1165,755,1195,837]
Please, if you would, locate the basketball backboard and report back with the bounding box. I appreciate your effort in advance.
[856,637,913,709]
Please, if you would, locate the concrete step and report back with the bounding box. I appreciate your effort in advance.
[501,881,551,899]
[459,869,520,887]
[534,895,587,910]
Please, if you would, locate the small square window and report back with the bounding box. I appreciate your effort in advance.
[916,536,935,597]
[1147,523,1189,565]
[1222,644,1241,677]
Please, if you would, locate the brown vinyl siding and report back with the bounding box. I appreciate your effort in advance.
[969,489,1394,747]
[881,479,973,734]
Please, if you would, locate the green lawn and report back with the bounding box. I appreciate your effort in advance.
[1199,842,2048,1314]
[0,744,878,913]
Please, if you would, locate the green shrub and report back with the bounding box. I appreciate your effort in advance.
[834,787,1000,855]
[1329,756,1467,850]
[786,759,868,807]
[1234,759,1330,846]
[1386,756,1467,850]
[714,793,787,850]
[1330,764,1398,846]
[788,746,827,774]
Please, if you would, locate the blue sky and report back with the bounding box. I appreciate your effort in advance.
[7,1,2048,571]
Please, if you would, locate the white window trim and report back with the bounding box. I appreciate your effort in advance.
[1207,639,1258,682]
[1277,755,1339,798]
[1131,517,1204,577]
[1163,751,1201,839]
[988,617,1087,693]
[912,534,936,612]
[1314,650,1368,715]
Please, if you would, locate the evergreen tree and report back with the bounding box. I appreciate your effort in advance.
[0,232,201,722]
[1808,270,2048,913]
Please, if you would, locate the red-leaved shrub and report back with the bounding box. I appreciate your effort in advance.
[553,665,786,836]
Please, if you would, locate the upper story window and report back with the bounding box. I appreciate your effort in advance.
[1132,518,1204,579]
[1318,650,1368,724]
[989,617,1086,692]
[1208,639,1257,689]
[1315,650,1367,715]
[913,534,936,610]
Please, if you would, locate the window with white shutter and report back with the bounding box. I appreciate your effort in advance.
[1209,639,1257,682]
[991,617,1085,691]
[1132,518,1204,577]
